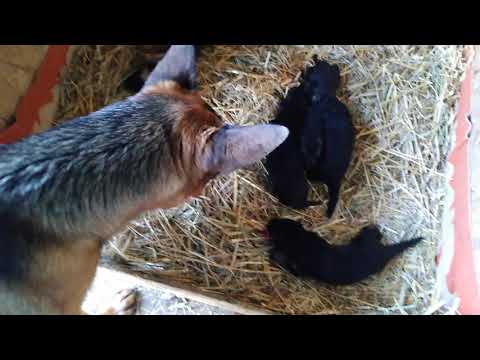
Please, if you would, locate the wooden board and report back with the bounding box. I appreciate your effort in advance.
[90,265,271,315]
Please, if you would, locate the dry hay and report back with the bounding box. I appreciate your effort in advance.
[56,45,467,314]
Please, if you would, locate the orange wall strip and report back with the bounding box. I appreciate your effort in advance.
[446,53,480,314]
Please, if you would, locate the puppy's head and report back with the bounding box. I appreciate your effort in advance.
[266,218,304,245]
[303,57,340,99]
[137,45,289,209]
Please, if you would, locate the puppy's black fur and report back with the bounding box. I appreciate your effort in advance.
[265,85,318,209]
[264,136,319,209]
[270,85,309,139]
[302,57,340,100]
[123,61,157,93]
[266,218,423,286]
[300,59,355,217]
[123,45,206,93]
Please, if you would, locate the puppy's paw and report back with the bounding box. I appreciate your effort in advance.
[102,288,138,315]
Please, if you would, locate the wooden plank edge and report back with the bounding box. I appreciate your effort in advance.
[96,266,272,315]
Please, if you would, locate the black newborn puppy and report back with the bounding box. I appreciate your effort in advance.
[123,45,206,93]
[123,61,158,93]
[266,218,422,286]
[269,84,309,140]
[265,85,318,210]
[302,56,340,101]
[264,136,320,209]
[300,59,355,217]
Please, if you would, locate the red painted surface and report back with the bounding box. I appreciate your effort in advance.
[0,45,70,144]
[447,61,480,314]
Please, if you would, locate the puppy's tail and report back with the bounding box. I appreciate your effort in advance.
[326,182,340,218]
[383,237,423,261]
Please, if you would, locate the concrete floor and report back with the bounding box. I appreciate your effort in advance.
[0,46,48,127]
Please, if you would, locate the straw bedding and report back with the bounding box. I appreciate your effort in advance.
[56,45,466,314]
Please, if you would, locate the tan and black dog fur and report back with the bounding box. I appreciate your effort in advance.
[0,45,288,315]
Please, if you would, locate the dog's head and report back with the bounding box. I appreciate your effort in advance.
[135,45,289,209]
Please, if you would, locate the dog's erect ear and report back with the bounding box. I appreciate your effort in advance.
[143,45,197,90]
[201,124,289,176]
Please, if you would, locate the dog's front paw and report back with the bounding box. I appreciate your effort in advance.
[102,288,138,315]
